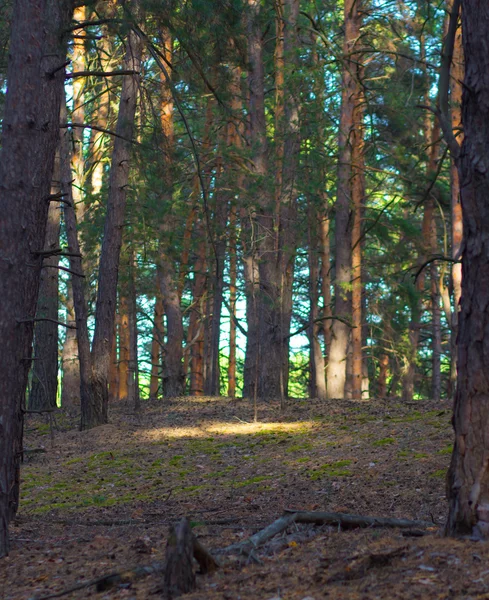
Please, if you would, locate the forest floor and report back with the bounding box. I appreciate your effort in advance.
[2,396,488,599]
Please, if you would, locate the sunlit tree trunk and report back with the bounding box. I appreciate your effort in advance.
[351,86,365,401]
[0,0,73,557]
[326,0,363,399]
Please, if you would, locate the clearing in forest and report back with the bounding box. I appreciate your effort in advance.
[1,397,485,599]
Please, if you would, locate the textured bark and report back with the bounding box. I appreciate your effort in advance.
[0,0,73,557]
[61,282,80,408]
[159,254,185,398]
[450,5,463,400]
[446,1,489,538]
[319,211,332,366]
[83,7,143,429]
[351,88,365,401]
[29,169,61,411]
[326,0,362,399]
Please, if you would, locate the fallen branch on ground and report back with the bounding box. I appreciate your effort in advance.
[286,510,434,530]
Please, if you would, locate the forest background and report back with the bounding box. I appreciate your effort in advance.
[0,0,462,416]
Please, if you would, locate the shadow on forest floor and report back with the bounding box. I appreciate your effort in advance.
[1,396,485,599]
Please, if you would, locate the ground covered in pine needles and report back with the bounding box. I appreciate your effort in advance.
[3,396,488,599]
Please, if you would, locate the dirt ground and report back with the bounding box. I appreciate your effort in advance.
[1,396,487,600]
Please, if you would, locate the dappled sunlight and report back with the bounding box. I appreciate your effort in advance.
[136,419,316,441]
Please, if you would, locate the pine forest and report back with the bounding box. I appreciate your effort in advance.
[2,0,489,597]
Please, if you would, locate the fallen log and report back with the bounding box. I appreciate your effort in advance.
[287,510,434,530]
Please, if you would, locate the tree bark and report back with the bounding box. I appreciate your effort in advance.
[326,0,363,399]
[0,0,73,557]
[61,281,80,409]
[449,3,463,401]
[29,165,61,411]
[446,1,489,538]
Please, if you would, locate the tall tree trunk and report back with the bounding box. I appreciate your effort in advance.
[378,354,389,398]
[446,0,489,538]
[351,84,366,401]
[0,0,73,557]
[228,203,238,398]
[29,164,61,411]
[82,6,143,429]
[449,3,463,401]
[326,0,362,399]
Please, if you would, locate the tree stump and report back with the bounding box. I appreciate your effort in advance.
[163,518,196,598]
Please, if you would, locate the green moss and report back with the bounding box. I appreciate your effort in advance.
[437,444,453,455]
[373,437,396,446]
[234,475,271,487]
[286,443,313,453]
[430,469,446,479]
[64,457,83,466]
[169,455,184,466]
[308,460,353,480]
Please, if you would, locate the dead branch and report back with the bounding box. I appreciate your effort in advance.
[287,509,433,529]
[65,70,139,79]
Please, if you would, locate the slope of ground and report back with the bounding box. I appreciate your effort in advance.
[1,396,486,599]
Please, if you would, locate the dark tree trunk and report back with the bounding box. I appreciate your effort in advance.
[118,294,130,402]
[446,1,489,538]
[0,0,73,558]
[128,252,140,412]
[29,169,61,411]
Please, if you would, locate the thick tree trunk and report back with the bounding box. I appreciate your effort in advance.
[108,318,119,403]
[0,0,73,557]
[446,1,489,537]
[326,0,362,399]
[29,169,61,411]
[83,8,143,428]
[378,354,389,398]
